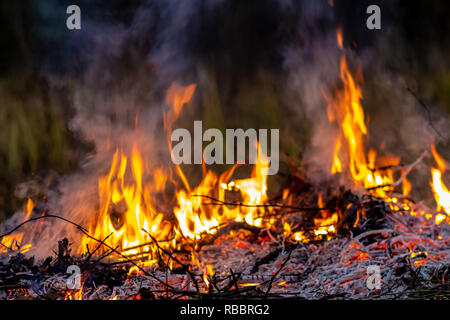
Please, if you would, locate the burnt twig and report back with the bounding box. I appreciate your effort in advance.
[0,213,178,293]
[191,194,328,212]
[366,151,427,191]
[141,228,200,293]
[264,250,292,299]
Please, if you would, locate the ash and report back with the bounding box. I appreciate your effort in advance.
[1,196,448,300]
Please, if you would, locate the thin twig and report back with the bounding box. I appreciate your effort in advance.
[83,233,114,265]
[0,214,178,292]
[264,250,292,298]
[366,150,427,191]
[0,214,88,240]
[191,194,328,211]
[141,228,200,293]
[406,87,444,139]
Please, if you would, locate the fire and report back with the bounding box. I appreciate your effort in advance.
[202,264,214,287]
[288,194,338,243]
[336,27,344,49]
[166,86,272,237]
[79,82,271,263]
[239,282,260,287]
[64,284,84,300]
[327,30,399,198]
[327,28,449,231]
[79,146,174,261]
[0,198,34,254]
[2,31,447,278]
[430,143,450,223]
[25,198,34,220]
[313,212,338,238]
[165,82,197,123]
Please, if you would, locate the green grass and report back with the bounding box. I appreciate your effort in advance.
[0,75,79,221]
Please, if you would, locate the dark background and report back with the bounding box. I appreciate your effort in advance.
[1,0,450,218]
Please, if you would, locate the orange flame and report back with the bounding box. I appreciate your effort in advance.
[0,198,34,254]
[336,27,343,49]
[430,144,450,223]
[174,143,269,239]
[164,82,197,127]
[79,146,174,262]
[327,30,397,198]
[79,82,271,264]
[327,29,448,232]
[64,284,84,300]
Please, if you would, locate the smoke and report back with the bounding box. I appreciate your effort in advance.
[20,0,228,257]
[281,0,341,182]
[282,0,449,192]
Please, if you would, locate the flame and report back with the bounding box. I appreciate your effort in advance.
[327,31,397,198]
[239,282,260,287]
[431,143,446,172]
[292,231,306,242]
[430,144,450,223]
[78,82,271,263]
[165,82,197,123]
[0,198,34,254]
[313,213,338,238]
[336,27,343,49]
[327,28,449,230]
[283,222,291,237]
[174,143,269,240]
[25,198,34,220]
[64,284,84,300]
[312,194,337,240]
[202,264,214,287]
[288,194,338,243]
[79,146,174,263]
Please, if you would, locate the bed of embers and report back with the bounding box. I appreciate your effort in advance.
[1,31,449,300]
[0,180,449,300]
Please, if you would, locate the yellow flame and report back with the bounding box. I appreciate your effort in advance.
[327,30,397,198]
[79,146,173,263]
[174,144,269,239]
[25,198,34,220]
[430,144,450,222]
[79,82,271,263]
[65,284,84,300]
[165,82,197,122]
[0,198,35,254]
[431,143,446,172]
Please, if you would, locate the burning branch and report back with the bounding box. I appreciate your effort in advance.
[366,150,428,191]
[191,194,329,212]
